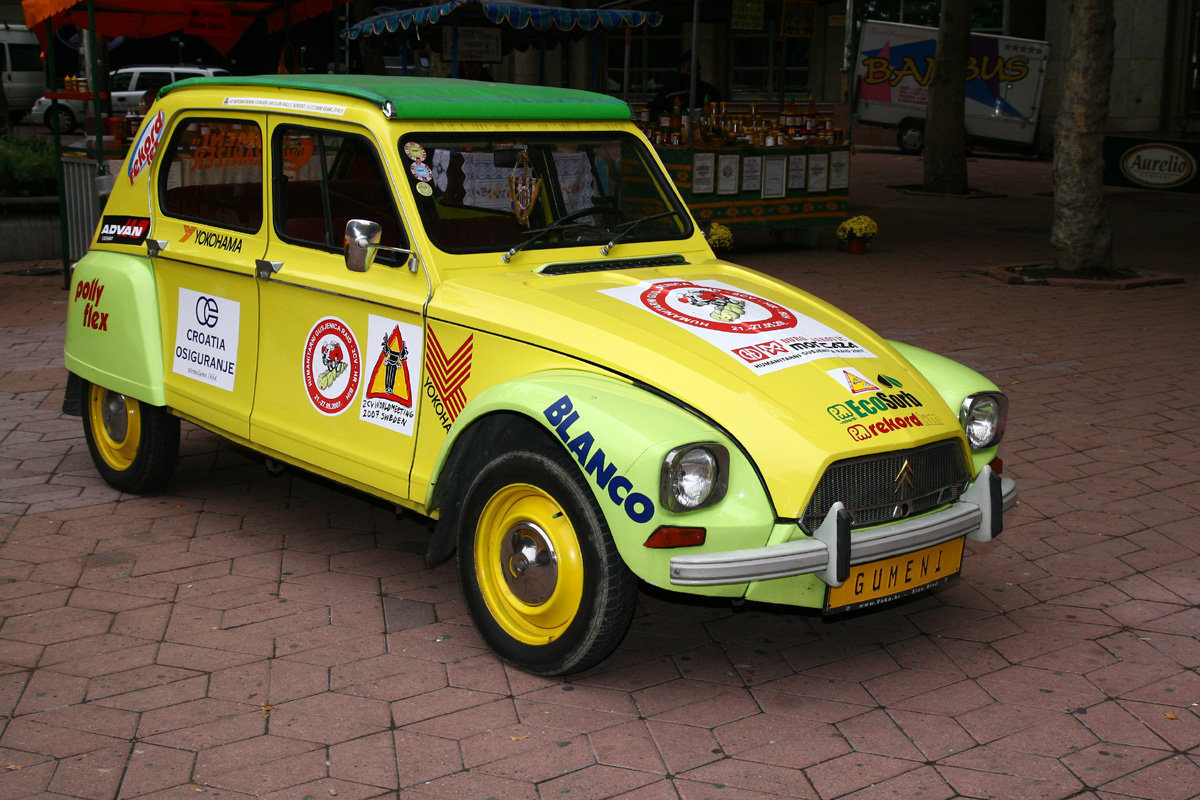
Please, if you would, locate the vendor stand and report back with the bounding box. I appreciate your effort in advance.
[655,139,849,238]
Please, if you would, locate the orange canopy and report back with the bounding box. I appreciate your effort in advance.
[22,1,350,55]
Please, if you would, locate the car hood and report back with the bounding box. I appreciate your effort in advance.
[428,257,967,516]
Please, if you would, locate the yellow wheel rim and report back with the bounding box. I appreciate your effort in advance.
[88,385,141,471]
[474,483,584,646]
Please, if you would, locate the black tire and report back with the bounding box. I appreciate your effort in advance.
[81,380,180,493]
[44,105,76,135]
[457,441,637,675]
[897,120,924,155]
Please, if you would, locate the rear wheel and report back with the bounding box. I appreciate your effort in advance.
[81,381,179,493]
[897,120,925,155]
[44,104,77,134]
[458,442,637,675]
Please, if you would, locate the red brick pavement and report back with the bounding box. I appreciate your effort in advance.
[1,151,1199,799]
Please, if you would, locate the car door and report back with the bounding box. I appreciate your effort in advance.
[151,112,267,440]
[251,118,429,503]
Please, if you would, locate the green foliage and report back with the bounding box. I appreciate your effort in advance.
[0,133,58,197]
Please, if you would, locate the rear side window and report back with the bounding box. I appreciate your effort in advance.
[158,118,264,232]
[9,43,40,72]
[273,125,407,258]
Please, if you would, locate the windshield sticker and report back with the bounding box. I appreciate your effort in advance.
[403,142,427,161]
[173,288,241,391]
[359,315,423,436]
[128,111,165,184]
[221,96,347,116]
[602,279,875,374]
[424,326,473,432]
[303,317,361,415]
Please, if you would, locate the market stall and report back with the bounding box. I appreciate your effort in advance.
[644,105,850,239]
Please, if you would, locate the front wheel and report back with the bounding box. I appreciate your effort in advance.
[457,443,637,675]
[81,381,180,493]
[44,105,77,135]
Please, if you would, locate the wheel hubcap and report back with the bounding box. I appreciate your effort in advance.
[88,385,141,470]
[474,483,584,645]
[504,522,558,605]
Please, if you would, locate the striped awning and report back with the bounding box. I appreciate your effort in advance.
[344,0,661,39]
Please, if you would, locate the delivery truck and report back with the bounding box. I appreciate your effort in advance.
[853,20,1050,155]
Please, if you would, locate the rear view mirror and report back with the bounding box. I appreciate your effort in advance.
[344,219,420,273]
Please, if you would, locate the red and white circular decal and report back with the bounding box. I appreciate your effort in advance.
[302,317,361,415]
[639,280,797,334]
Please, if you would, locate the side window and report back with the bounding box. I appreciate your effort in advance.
[135,70,174,96]
[11,43,41,72]
[158,118,264,232]
[109,71,133,92]
[273,125,407,258]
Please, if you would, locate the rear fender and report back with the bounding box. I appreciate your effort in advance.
[64,250,165,405]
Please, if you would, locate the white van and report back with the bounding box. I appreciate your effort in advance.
[853,20,1050,154]
[2,23,42,123]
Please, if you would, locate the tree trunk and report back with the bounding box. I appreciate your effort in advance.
[352,0,387,76]
[1051,0,1115,273]
[923,0,972,194]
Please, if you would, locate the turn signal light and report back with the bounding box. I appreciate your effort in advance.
[990,457,1004,474]
[643,526,707,548]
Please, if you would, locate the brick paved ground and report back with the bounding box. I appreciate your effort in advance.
[1,150,1198,799]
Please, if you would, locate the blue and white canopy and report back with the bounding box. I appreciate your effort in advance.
[343,0,662,39]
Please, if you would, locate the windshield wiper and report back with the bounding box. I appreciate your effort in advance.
[599,211,686,256]
[501,205,618,263]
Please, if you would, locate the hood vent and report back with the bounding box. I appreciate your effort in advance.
[539,254,688,276]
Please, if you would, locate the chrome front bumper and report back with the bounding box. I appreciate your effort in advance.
[669,465,1017,588]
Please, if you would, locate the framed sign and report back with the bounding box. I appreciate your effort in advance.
[781,0,817,38]
[762,155,787,198]
[741,155,763,192]
[807,153,829,192]
[692,152,716,194]
[829,150,850,190]
[443,27,501,62]
[787,154,807,190]
[717,154,740,195]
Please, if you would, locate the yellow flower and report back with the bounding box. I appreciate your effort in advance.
[706,222,733,250]
[836,215,879,242]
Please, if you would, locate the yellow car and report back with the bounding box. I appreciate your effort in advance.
[63,75,1016,675]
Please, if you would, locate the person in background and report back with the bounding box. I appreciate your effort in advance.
[648,50,721,122]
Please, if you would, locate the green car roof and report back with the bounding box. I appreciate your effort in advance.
[163,74,631,121]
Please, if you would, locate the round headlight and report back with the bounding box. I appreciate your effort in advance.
[959,393,1008,450]
[660,444,729,512]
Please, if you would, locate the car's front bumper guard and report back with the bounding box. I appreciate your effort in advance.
[669,466,1017,588]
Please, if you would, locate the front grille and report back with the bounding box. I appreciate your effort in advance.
[800,440,969,532]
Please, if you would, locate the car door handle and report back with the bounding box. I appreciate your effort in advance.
[255,260,283,280]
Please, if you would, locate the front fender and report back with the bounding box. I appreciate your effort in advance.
[889,340,1001,472]
[64,251,165,405]
[428,369,774,594]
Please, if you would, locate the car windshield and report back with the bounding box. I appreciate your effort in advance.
[402,132,692,255]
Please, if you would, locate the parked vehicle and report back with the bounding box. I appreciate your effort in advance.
[63,75,1016,675]
[1,23,41,124]
[30,64,230,133]
[853,20,1050,155]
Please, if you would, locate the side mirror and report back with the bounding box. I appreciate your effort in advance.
[345,219,381,272]
[344,219,419,273]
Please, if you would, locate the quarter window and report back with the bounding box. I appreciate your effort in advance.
[273,125,407,258]
[158,118,264,232]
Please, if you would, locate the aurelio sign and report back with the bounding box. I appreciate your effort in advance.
[1119,143,1196,189]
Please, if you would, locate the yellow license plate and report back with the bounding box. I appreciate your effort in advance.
[825,536,964,613]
